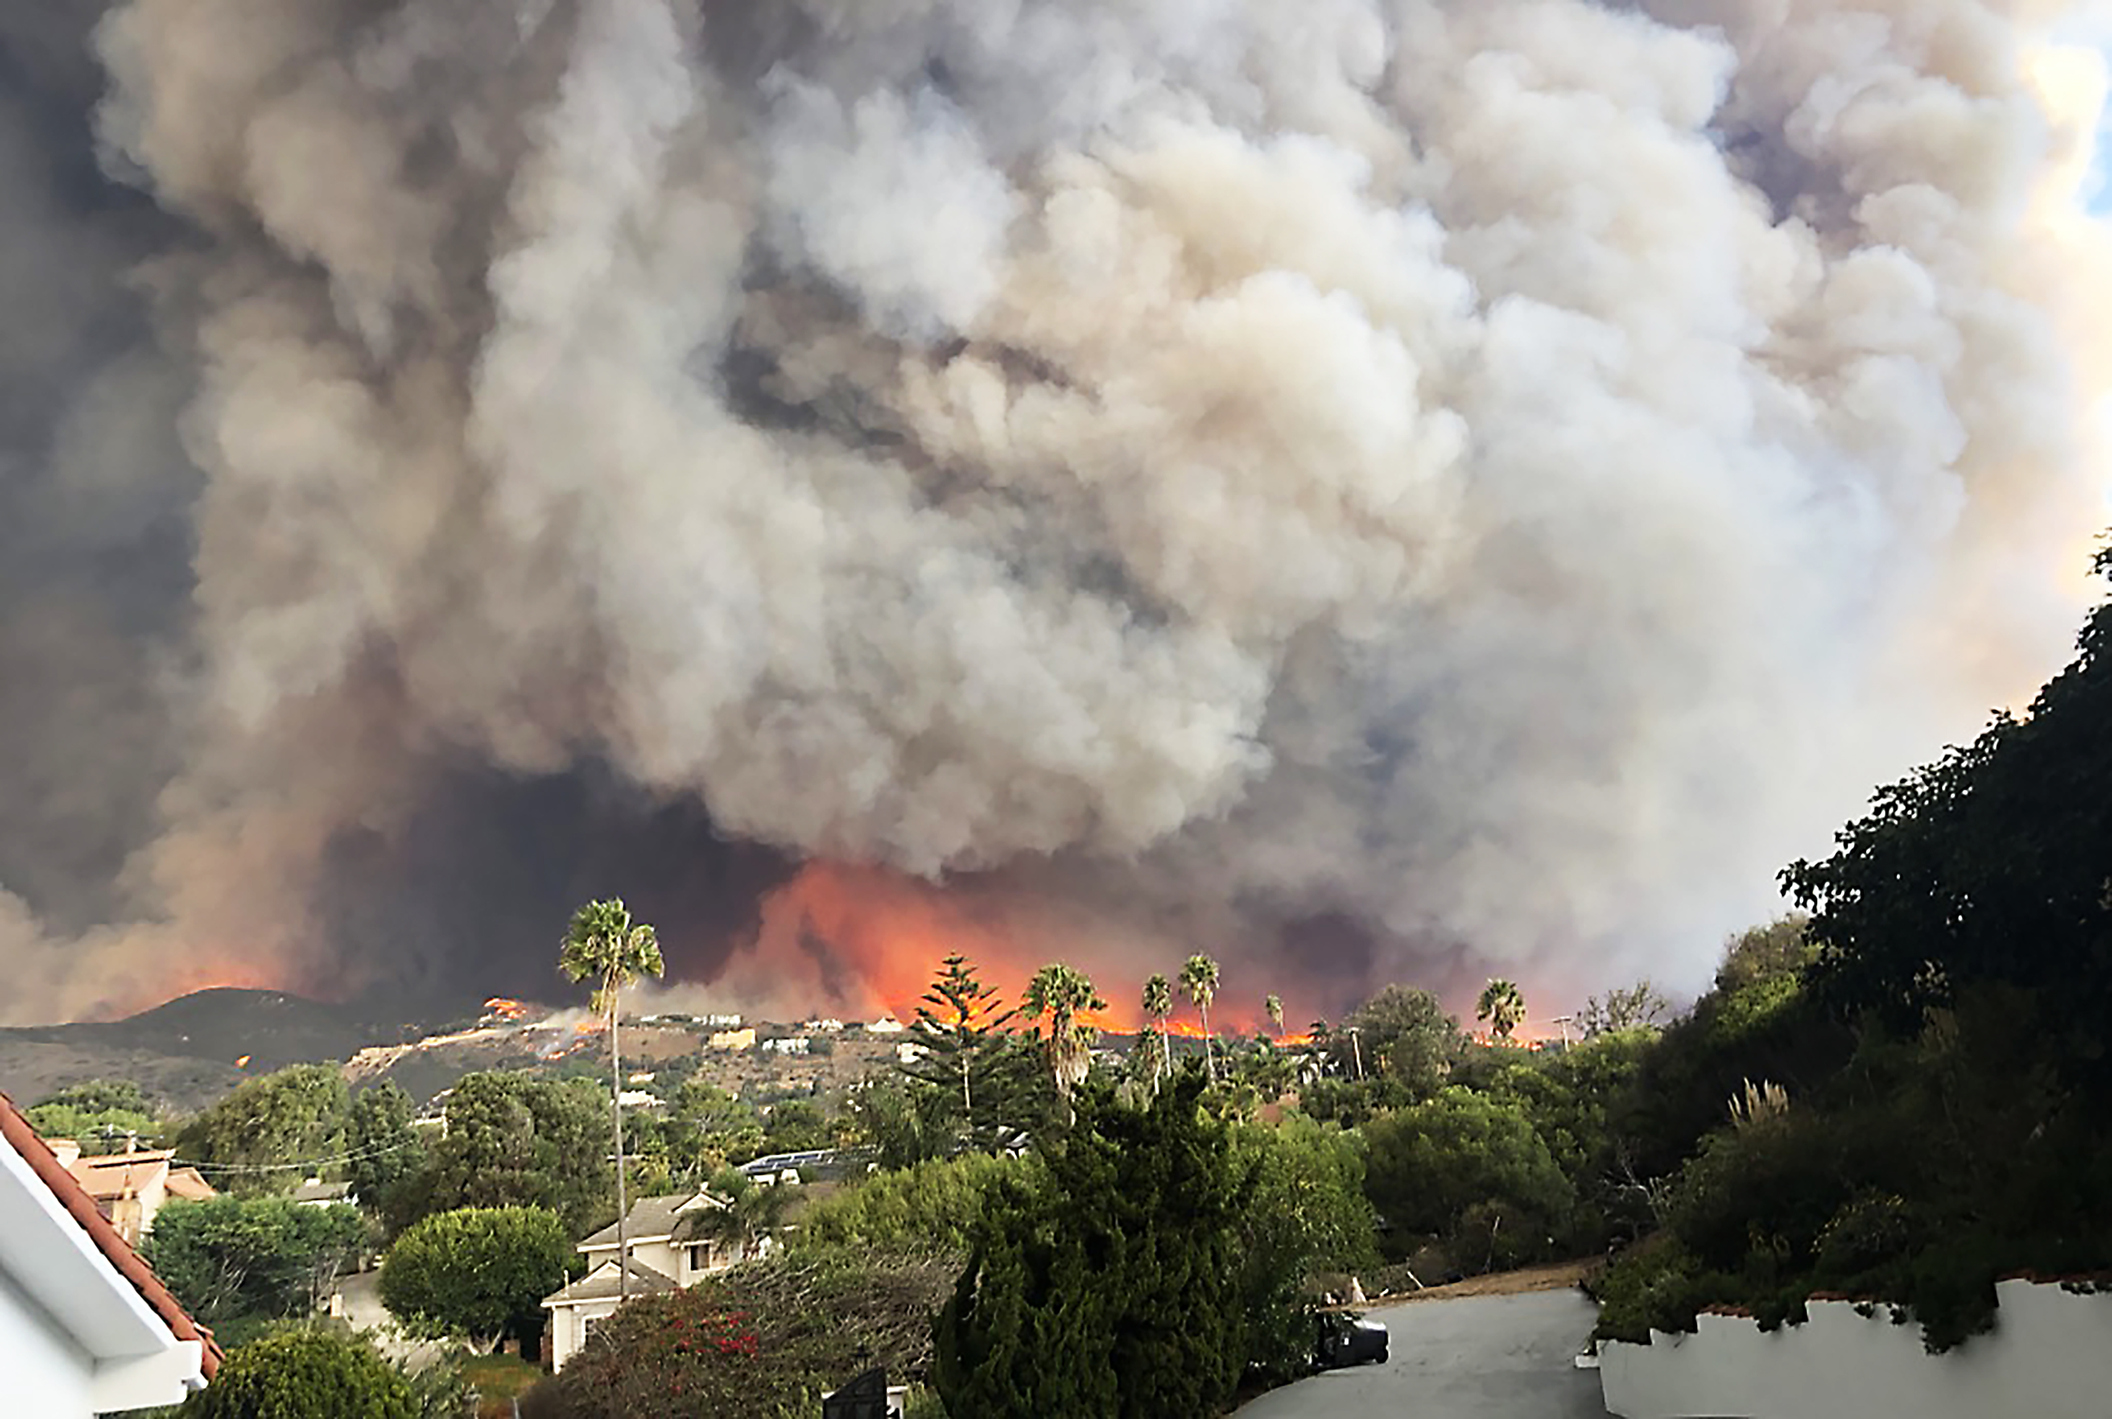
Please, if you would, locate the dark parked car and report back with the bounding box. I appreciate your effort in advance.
[1315,1311,1389,1370]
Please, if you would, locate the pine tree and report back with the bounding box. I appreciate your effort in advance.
[900,954,1035,1152]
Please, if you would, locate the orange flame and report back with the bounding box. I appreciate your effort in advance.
[233,1054,251,1068]
[754,861,1314,1038]
[483,997,532,1022]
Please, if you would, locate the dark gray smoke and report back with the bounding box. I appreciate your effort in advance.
[4,0,2110,1025]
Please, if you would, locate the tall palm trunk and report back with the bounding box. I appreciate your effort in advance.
[610,986,628,1302]
[1200,1003,1214,1081]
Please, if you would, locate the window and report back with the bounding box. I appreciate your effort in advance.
[688,1243,711,1271]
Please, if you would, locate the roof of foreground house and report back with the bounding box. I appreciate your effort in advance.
[542,1255,680,1307]
[0,1092,222,1381]
[577,1191,726,1251]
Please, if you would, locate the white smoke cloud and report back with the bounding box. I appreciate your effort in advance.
[3,0,2111,1023]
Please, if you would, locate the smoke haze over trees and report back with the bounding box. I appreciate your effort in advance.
[3,0,2111,1024]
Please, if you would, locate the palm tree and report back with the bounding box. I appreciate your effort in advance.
[698,1167,795,1264]
[1476,977,1526,1044]
[559,898,664,1300]
[1264,993,1285,1040]
[1142,974,1174,1089]
[1024,963,1106,1120]
[1180,954,1221,1081]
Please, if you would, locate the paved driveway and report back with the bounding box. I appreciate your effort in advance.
[1236,1290,1609,1418]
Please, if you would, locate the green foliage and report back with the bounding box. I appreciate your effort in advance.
[173,1065,350,1196]
[29,1079,162,1151]
[1335,985,1465,1102]
[557,899,664,1014]
[843,1077,959,1171]
[1362,1086,1575,1271]
[176,1325,417,1419]
[379,1206,570,1349]
[1785,548,2112,1060]
[934,1074,1249,1419]
[522,1253,956,1419]
[760,1099,830,1154]
[1228,1116,1379,1381]
[902,954,1019,1142]
[1713,916,1814,995]
[1610,962,1851,1182]
[346,1082,425,1229]
[788,1152,1020,1257]
[26,1101,160,1151]
[1024,962,1107,1106]
[37,1078,156,1114]
[413,1072,614,1235]
[146,1198,367,1343]
[1576,981,1670,1038]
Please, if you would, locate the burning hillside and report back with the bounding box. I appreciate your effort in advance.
[3,0,2111,1026]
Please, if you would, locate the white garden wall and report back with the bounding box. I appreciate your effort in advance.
[1601,1277,2112,1419]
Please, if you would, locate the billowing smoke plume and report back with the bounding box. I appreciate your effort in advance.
[3,0,2110,1025]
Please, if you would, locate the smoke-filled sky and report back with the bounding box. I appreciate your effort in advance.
[4,0,2111,1030]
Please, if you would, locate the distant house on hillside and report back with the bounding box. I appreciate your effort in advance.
[46,1141,216,1249]
[289,1177,353,1207]
[2,1092,221,1414]
[707,1027,757,1051]
[542,1189,769,1371]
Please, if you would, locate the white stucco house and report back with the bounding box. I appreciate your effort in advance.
[1,1092,220,1415]
[542,1189,768,1371]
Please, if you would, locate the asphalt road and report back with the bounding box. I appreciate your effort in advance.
[1235,1290,1610,1418]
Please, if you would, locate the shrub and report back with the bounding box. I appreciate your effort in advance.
[176,1325,417,1419]
[1361,1087,1574,1270]
[523,1253,956,1418]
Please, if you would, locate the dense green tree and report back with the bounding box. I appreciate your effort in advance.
[1476,978,1526,1043]
[788,1151,1021,1257]
[379,1206,571,1351]
[653,1078,764,1178]
[934,1074,1250,1419]
[176,1325,417,1419]
[1229,1116,1379,1380]
[345,1082,424,1229]
[1179,954,1221,1080]
[28,1079,162,1151]
[1362,1086,1575,1270]
[1785,550,2112,1064]
[1336,984,1464,1100]
[844,1076,957,1170]
[415,1072,613,1236]
[759,1098,831,1155]
[38,1078,156,1114]
[1712,916,1814,995]
[1575,981,1671,1038]
[558,898,665,1303]
[172,1065,349,1196]
[146,1198,368,1344]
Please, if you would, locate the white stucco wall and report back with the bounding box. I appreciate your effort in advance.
[0,1267,97,1418]
[1602,1278,2112,1419]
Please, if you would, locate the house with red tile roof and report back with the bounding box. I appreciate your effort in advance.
[1,1091,221,1415]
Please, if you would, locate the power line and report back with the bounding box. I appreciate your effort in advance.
[169,1137,422,1175]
